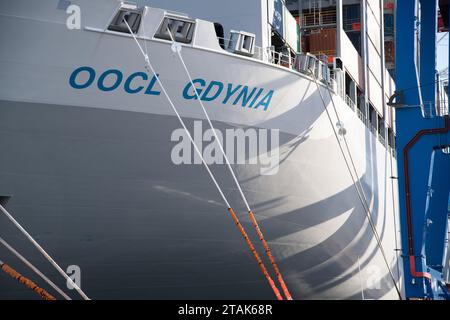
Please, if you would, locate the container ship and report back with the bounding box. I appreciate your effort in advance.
[0,0,414,299]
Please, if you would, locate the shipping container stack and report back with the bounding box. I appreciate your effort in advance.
[287,0,395,75]
[286,0,362,64]
[384,0,395,77]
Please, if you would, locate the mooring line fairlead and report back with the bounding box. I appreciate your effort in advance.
[123,18,284,300]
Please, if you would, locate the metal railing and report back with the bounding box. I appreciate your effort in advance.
[300,13,355,53]
[345,95,356,110]
[437,100,449,116]
[343,18,361,32]
[255,46,296,68]
[391,148,397,158]
[329,78,338,95]
[421,101,435,118]
[378,133,386,147]
[420,101,449,118]
[218,36,334,87]
[299,11,336,28]
[310,51,335,64]
[215,35,393,151]
[218,37,295,68]
[357,108,367,125]
[216,35,339,89]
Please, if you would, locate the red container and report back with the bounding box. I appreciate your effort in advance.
[309,28,336,56]
[385,40,395,62]
[384,2,394,10]
[301,34,310,53]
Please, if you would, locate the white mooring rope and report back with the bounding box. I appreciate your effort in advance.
[0,236,71,300]
[122,19,231,209]
[0,204,90,300]
[122,19,292,300]
[163,25,293,300]
[165,26,253,213]
[310,71,402,299]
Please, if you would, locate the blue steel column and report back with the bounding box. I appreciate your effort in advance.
[424,150,450,273]
[420,0,437,112]
[396,0,450,299]
[395,0,426,298]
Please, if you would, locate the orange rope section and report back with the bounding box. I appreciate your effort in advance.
[1,262,56,300]
[227,208,283,300]
[248,211,293,300]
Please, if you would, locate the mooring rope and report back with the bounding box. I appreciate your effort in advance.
[123,19,283,300]
[311,72,403,299]
[323,77,403,299]
[165,25,293,300]
[0,236,71,300]
[388,141,402,282]
[0,204,90,300]
[0,258,56,300]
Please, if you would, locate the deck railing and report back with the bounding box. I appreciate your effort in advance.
[378,133,386,147]
[215,35,393,150]
[437,100,449,116]
[345,95,356,110]
[357,109,366,125]
[299,11,336,28]
[218,37,296,68]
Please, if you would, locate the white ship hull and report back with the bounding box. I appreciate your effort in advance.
[0,0,404,299]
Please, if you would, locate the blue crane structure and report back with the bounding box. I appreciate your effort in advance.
[394,0,450,300]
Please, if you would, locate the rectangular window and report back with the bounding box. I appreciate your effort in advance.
[378,114,385,136]
[388,128,395,148]
[384,14,394,37]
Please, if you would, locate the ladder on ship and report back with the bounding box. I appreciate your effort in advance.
[311,0,321,26]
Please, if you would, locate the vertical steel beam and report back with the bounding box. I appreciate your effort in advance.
[396,0,450,301]
[396,0,428,299]
[336,0,343,57]
[396,1,421,108]
[361,0,369,116]
[379,0,387,140]
[424,149,450,272]
[419,0,437,109]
